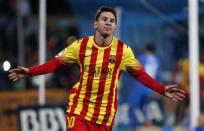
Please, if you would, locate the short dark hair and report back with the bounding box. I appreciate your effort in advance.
[95,6,117,23]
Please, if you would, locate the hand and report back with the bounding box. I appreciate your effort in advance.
[164,84,186,102]
[8,66,29,82]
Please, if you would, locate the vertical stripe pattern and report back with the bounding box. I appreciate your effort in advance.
[91,47,111,123]
[103,40,123,125]
[80,45,98,118]
[70,37,89,114]
[67,36,126,126]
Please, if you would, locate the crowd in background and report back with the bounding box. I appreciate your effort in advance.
[0,0,80,90]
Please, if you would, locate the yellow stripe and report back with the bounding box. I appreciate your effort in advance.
[74,40,92,115]
[106,71,119,126]
[106,40,121,126]
[96,41,117,124]
[67,93,76,112]
[85,48,103,120]
[67,83,80,113]
[67,93,75,113]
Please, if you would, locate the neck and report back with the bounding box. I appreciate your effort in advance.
[94,32,113,47]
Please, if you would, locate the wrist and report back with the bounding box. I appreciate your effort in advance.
[27,67,33,77]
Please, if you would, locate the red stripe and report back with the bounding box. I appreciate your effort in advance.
[114,85,119,111]
[114,72,121,111]
[91,47,111,122]
[70,37,89,114]
[103,40,123,125]
[111,86,118,126]
[80,45,98,117]
[111,73,121,124]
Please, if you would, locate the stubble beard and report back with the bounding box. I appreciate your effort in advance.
[100,29,112,38]
[101,33,110,38]
[96,27,113,41]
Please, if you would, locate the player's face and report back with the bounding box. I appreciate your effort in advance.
[94,12,117,37]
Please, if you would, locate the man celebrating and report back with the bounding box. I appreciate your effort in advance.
[9,6,186,131]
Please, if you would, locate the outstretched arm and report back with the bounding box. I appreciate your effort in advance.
[128,68,187,102]
[8,57,64,81]
[120,45,187,102]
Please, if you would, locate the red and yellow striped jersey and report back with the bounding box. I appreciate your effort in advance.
[57,36,143,126]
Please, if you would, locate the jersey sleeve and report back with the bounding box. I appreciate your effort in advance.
[120,45,165,95]
[55,39,81,64]
[28,57,64,76]
[120,45,143,73]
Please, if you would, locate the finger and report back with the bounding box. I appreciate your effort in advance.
[176,89,186,93]
[8,69,16,73]
[8,72,18,76]
[8,73,16,77]
[9,75,18,80]
[166,84,178,88]
[8,73,17,78]
[177,90,187,99]
[9,68,21,73]
[13,78,19,82]
[175,91,187,99]
[166,85,178,92]
[172,97,178,102]
[176,92,186,98]
[17,66,24,70]
[174,95,184,101]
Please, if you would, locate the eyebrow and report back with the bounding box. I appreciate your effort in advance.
[100,15,116,21]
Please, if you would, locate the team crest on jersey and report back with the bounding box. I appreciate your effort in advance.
[109,55,116,63]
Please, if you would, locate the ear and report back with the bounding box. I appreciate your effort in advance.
[93,21,97,29]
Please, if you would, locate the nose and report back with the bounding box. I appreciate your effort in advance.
[105,20,111,25]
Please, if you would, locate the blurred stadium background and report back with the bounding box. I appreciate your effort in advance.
[1,0,204,131]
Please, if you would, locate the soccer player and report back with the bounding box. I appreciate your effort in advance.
[8,6,187,131]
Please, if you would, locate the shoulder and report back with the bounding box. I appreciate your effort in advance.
[113,36,130,50]
[75,36,92,45]
[67,36,90,47]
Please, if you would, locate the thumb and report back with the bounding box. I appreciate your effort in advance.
[166,84,178,88]
[17,66,25,70]
[165,84,178,91]
[17,66,29,73]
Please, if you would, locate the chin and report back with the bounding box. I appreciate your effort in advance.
[102,33,111,38]
[102,32,112,37]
